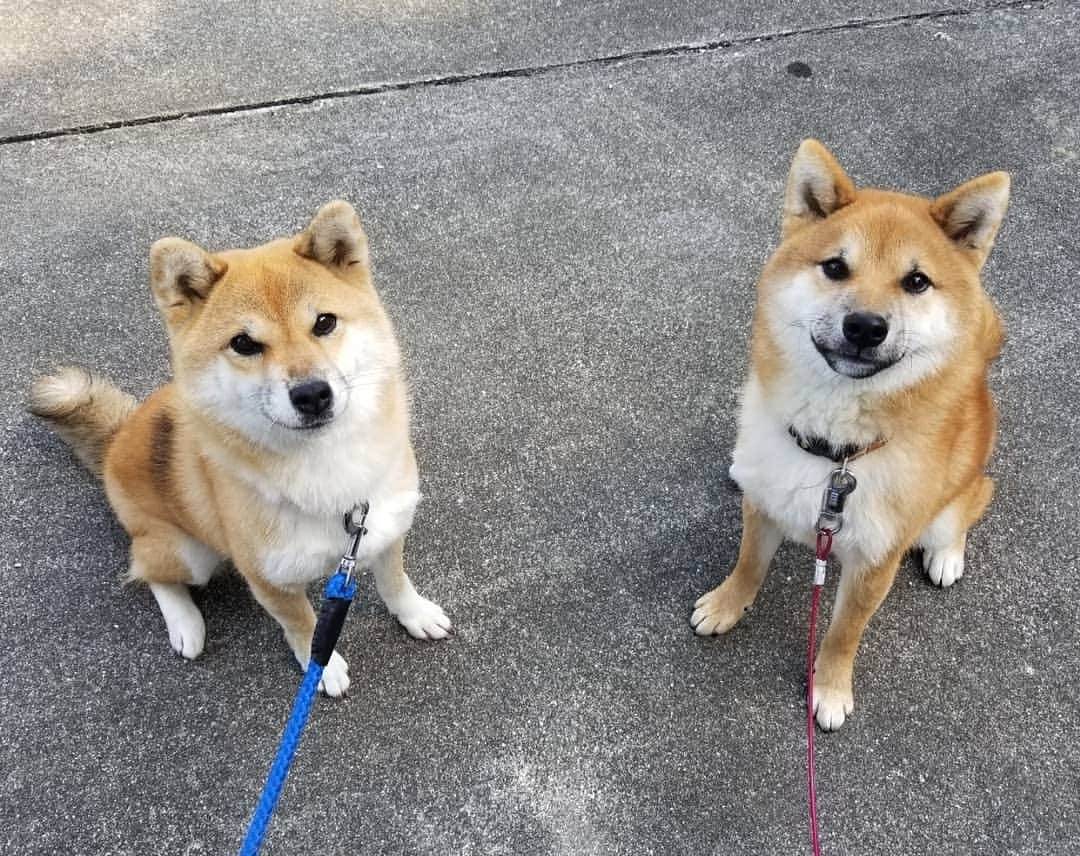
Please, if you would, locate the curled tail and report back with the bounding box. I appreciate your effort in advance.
[29,367,137,477]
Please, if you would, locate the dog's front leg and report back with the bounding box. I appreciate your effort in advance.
[692,496,783,635]
[243,573,350,697]
[371,537,452,641]
[813,548,904,730]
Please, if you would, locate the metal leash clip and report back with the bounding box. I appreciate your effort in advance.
[816,463,857,534]
[339,501,370,583]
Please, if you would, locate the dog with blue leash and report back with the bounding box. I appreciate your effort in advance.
[30,200,452,697]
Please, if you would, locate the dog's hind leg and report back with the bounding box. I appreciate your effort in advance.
[128,532,213,659]
[918,476,994,588]
[691,496,783,635]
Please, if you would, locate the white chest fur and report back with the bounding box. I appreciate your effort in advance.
[215,423,419,587]
[259,487,419,587]
[729,375,905,569]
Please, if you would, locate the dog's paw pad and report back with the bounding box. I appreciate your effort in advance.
[813,682,854,731]
[691,584,751,636]
[923,546,965,588]
[396,597,452,641]
[317,650,350,698]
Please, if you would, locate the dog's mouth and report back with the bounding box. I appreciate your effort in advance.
[812,337,900,379]
[293,418,334,431]
[262,410,336,432]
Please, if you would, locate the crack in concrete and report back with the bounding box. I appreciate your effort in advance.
[0,0,1046,148]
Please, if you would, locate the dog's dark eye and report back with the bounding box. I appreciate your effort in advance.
[313,313,337,336]
[901,271,933,294]
[820,257,850,281]
[229,333,263,356]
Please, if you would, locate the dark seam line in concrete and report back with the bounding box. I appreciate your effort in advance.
[0,0,1046,148]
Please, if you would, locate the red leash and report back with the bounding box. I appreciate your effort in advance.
[807,528,833,856]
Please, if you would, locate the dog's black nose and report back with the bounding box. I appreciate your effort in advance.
[842,312,889,349]
[289,380,333,417]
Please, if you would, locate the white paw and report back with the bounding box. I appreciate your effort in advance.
[394,595,453,641]
[727,462,743,488]
[923,546,965,588]
[317,650,350,697]
[813,682,854,731]
[150,583,206,660]
[168,613,206,660]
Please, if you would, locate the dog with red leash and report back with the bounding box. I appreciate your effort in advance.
[692,140,1010,730]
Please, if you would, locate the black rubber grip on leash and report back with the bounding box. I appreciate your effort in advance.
[311,597,352,667]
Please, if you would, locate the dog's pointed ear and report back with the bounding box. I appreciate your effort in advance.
[930,172,1010,268]
[294,200,370,275]
[782,139,856,237]
[149,238,227,321]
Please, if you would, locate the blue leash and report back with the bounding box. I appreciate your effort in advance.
[239,503,368,856]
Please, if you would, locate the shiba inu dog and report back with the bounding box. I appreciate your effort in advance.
[692,141,1009,730]
[30,201,451,696]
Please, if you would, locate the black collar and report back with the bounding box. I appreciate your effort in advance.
[788,427,886,464]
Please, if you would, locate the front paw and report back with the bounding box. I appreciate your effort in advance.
[316,650,350,698]
[394,595,452,641]
[923,545,965,588]
[691,578,755,636]
[812,663,854,731]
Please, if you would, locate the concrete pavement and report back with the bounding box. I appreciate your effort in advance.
[1,2,1078,854]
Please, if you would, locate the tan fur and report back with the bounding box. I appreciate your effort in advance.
[28,367,138,476]
[693,140,1010,729]
[32,200,450,691]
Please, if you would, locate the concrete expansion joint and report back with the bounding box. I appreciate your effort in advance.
[0,0,1049,149]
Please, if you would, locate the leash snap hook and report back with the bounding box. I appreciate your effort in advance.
[340,501,370,583]
[343,501,370,539]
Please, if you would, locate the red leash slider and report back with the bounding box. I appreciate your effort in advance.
[814,529,833,584]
